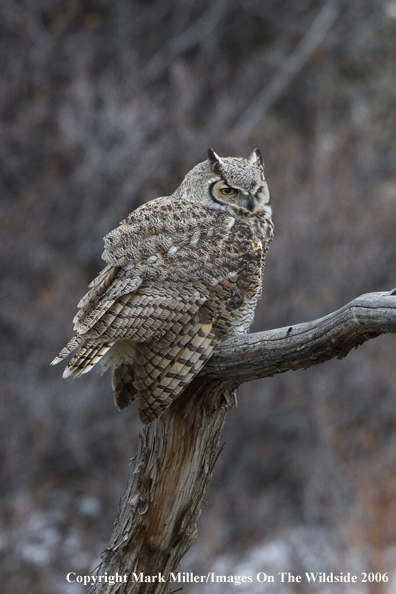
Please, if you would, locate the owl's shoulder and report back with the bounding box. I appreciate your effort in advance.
[102,195,234,267]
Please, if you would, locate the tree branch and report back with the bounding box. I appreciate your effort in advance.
[206,290,396,382]
[87,290,396,594]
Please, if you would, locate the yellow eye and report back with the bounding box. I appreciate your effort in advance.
[220,187,236,195]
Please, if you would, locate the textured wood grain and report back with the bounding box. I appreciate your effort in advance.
[87,290,396,594]
[87,378,237,594]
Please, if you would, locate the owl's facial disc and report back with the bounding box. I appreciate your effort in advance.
[210,180,270,215]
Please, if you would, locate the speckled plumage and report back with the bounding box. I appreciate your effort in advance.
[52,149,274,423]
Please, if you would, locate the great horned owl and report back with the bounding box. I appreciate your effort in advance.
[52,149,274,423]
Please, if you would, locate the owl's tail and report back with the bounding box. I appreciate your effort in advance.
[51,335,82,366]
[135,321,218,424]
[51,336,112,378]
[63,343,113,377]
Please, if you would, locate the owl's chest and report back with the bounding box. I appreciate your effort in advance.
[250,216,274,252]
[226,216,273,330]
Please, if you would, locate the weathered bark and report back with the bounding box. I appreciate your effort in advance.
[206,290,396,381]
[87,378,237,594]
[87,290,396,594]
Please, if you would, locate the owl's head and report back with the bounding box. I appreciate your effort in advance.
[203,148,271,218]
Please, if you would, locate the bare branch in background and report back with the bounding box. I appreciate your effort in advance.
[232,0,340,141]
[147,0,228,80]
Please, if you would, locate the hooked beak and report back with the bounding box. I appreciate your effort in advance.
[245,194,256,212]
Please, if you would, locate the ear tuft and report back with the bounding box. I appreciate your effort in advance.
[207,148,224,174]
[248,148,264,169]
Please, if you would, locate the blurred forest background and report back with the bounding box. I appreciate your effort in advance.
[2,0,396,592]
